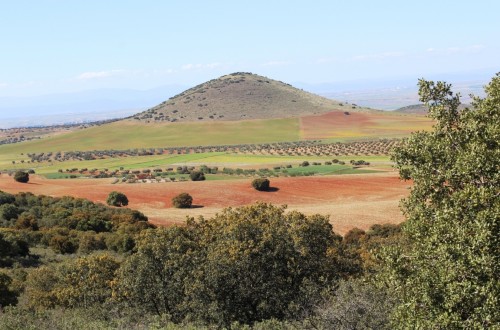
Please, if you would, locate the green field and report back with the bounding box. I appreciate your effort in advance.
[1,150,391,180]
[0,118,300,155]
[0,111,427,175]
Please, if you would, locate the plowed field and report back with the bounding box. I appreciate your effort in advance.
[0,172,410,235]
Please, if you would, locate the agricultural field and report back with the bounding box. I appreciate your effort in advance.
[0,171,408,235]
[0,137,405,235]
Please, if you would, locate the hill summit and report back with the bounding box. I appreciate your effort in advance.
[128,72,364,123]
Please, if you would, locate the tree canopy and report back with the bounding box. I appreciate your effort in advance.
[13,171,29,183]
[106,191,129,207]
[385,74,500,328]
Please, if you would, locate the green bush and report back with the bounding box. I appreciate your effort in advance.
[252,178,270,191]
[189,171,206,181]
[172,193,193,208]
[13,171,29,183]
[106,191,129,207]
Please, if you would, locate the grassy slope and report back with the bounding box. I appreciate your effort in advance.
[0,118,300,155]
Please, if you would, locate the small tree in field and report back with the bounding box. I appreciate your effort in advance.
[13,171,29,183]
[172,193,193,208]
[189,171,206,181]
[106,191,129,207]
[252,178,270,191]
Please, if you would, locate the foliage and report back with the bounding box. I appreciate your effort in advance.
[0,192,152,256]
[0,231,30,266]
[172,193,193,208]
[24,254,120,310]
[186,204,341,326]
[13,171,29,183]
[189,171,205,181]
[0,272,18,307]
[385,75,500,328]
[106,191,129,207]
[115,227,196,323]
[305,278,396,330]
[251,178,270,191]
[115,203,348,326]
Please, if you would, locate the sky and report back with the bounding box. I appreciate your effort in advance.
[0,1,499,99]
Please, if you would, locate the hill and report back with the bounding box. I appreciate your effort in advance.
[394,103,470,115]
[394,104,428,115]
[127,72,370,123]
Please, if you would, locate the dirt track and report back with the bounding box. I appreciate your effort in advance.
[0,172,409,235]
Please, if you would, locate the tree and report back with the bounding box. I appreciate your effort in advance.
[189,171,205,181]
[187,203,340,326]
[384,74,500,328]
[114,227,196,322]
[251,178,270,191]
[24,254,119,310]
[13,171,29,183]
[171,193,193,208]
[114,203,344,326]
[0,272,18,307]
[106,191,128,207]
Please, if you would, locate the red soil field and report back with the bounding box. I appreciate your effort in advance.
[300,111,431,140]
[0,172,410,235]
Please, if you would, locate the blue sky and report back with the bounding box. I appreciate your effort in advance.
[0,0,499,98]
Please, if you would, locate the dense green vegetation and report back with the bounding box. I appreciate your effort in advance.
[0,195,399,328]
[382,74,500,328]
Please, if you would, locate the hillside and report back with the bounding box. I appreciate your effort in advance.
[394,103,470,115]
[127,72,370,123]
[394,104,428,115]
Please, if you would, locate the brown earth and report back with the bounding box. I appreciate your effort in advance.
[0,172,410,235]
[300,110,433,140]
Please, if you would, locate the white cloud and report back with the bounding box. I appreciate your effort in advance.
[262,60,293,67]
[0,82,8,88]
[76,69,125,80]
[425,44,485,55]
[316,57,337,64]
[352,51,405,61]
[181,63,222,70]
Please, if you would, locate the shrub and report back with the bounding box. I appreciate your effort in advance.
[301,161,310,167]
[13,171,29,183]
[172,193,193,208]
[252,178,270,191]
[106,191,129,207]
[189,171,206,181]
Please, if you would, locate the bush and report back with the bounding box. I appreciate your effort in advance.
[252,178,270,191]
[106,191,129,207]
[189,171,206,181]
[13,171,29,183]
[172,193,193,208]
